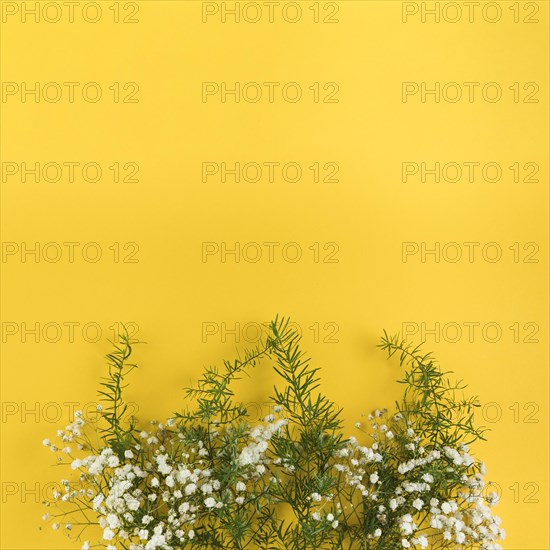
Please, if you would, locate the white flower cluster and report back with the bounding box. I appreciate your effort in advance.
[42,407,504,549]
[335,410,505,549]
[43,409,289,549]
[238,417,288,467]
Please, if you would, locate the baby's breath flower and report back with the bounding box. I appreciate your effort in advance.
[40,322,505,550]
[236,481,246,492]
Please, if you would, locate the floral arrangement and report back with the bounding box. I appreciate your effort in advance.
[41,317,505,549]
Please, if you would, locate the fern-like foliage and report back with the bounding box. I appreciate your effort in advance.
[378,331,486,447]
[177,317,287,426]
[97,325,140,458]
[268,317,346,549]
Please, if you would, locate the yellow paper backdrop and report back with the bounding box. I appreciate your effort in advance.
[0,1,548,548]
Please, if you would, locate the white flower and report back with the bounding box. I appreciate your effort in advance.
[92,493,104,510]
[412,498,424,510]
[103,527,115,541]
[238,446,260,466]
[444,447,463,466]
[127,497,140,511]
[414,535,428,548]
[81,542,90,550]
[124,450,134,459]
[106,513,120,529]
[236,481,247,492]
[146,533,167,548]
[370,473,379,484]
[400,514,415,536]
[204,497,217,508]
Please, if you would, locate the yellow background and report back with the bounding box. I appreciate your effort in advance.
[0,1,548,548]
